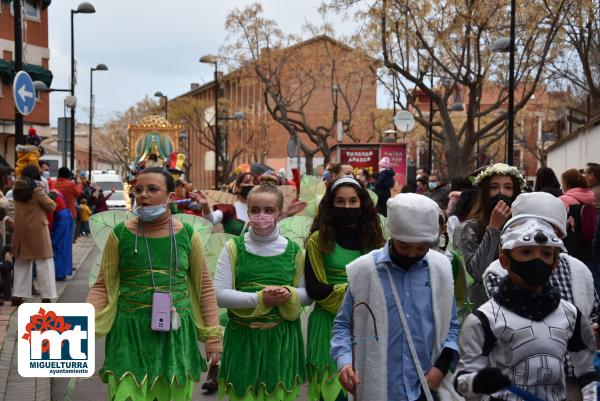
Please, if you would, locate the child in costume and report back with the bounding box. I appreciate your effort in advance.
[331,193,460,401]
[15,128,43,177]
[455,216,598,401]
[305,176,385,401]
[456,163,524,307]
[87,167,222,401]
[214,181,311,401]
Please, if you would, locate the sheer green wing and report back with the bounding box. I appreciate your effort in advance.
[299,176,325,218]
[279,216,313,248]
[379,214,389,240]
[279,185,298,211]
[204,233,236,276]
[172,214,213,245]
[368,189,378,206]
[203,190,236,208]
[89,210,130,249]
[89,254,102,288]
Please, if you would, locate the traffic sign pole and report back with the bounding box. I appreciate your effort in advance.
[13,0,24,150]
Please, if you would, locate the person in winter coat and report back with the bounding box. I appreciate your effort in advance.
[94,189,115,213]
[559,169,597,263]
[374,157,395,216]
[11,164,57,305]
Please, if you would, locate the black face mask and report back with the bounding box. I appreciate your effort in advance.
[489,193,513,210]
[239,185,254,199]
[389,241,427,270]
[509,257,553,287]
[332,207,361,227]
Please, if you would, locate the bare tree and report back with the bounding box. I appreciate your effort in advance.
[222,3,376,173]
[169,97,253,183]
[325,0,567,177]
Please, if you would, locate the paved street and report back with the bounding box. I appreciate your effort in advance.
[49,244,310,401]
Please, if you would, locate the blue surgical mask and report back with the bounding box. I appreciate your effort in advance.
[428,181,438,191]
[133,196,171,222]
[43,171,50,179]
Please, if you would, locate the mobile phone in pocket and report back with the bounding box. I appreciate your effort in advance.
[151,292,172,332]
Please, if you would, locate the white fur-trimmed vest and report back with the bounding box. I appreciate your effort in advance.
[346,248,455,401]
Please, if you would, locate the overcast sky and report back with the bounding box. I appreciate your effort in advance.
[47,0,371,127]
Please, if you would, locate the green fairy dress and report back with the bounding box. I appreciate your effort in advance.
[218,235,306,401]
[305,232,361,401]
[98,222,219,401]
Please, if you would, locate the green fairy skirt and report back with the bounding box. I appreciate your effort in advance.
[218,316,306,401]
[306,305,346,401]
[101,309,207,401]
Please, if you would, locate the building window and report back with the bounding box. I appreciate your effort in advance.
[24,0,41,20]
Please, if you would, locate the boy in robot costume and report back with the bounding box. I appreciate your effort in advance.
[454,216,598,401]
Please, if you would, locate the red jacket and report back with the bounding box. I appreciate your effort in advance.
[53,178,82,219]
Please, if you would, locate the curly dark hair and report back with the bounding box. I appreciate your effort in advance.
[309,178,385,254]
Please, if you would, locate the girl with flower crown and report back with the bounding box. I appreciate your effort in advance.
[455,163,524,307]
[214,181,311,401]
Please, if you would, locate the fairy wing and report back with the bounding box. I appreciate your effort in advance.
[89,210,131,249]
[204,233,236,276]
[279,185,298,211]
[379,214,389,240]
[89,254,102,288]
[203,190,236,208]
[368,189,379,206]
[172,214,213,245]
[299,176,326,218]
[279,216,313,248]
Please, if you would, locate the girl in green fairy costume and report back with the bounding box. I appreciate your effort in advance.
[305,177,385,401]
[214,181,311,401]
[87,167,222,401]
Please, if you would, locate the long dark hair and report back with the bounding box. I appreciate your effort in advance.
[466,174,522,237]
[534,167,561,192]
[561,168,587,190]
[13,164,41,203]
[309,178,385,254]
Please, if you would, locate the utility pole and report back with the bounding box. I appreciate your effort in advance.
[13,0,24,151]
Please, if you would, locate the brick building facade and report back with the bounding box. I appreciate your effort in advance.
[0,0,52,166]
[172,35,378,189]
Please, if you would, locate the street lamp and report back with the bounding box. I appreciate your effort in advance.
[154,91,168,120]
[89,63,108,180]
[492,0,516,166]
[71,2,96,171]
[199,55,220,189]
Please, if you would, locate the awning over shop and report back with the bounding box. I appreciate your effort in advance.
[0,60,15,86]
[0,61,53,87]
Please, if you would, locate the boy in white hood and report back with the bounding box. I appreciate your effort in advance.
[482,191,599,399]
[331,193,459,401]
[455,216,598,401]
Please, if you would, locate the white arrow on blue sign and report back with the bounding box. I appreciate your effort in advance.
[12,71,36,116]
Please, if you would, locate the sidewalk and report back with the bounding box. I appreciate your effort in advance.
[0,237,96,401]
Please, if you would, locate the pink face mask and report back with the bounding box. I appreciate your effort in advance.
[249,213,276,235]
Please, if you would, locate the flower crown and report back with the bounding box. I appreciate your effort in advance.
[472,163,525,188]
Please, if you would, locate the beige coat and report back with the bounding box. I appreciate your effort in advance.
[13,186,56,260]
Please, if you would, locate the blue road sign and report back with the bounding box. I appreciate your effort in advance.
[12,71,36,116]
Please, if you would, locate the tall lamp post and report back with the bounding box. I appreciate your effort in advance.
[154,91,168,120]
[89,64,108,180]
[199,55,220,189]
[492,0,516,166]
[71,2,96,171]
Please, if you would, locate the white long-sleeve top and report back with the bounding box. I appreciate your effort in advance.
[214,225,310,308]
[204,201,249,225]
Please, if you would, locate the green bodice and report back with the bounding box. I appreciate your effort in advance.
[321,243,362,286]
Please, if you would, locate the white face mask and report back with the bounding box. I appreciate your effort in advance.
[132,194,172,222]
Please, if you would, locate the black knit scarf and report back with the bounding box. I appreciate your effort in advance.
[493,276,561,321]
